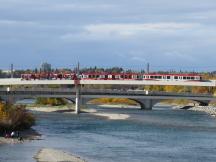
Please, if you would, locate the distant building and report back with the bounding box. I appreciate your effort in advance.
[40,62,51,72]
[2,70,11,74]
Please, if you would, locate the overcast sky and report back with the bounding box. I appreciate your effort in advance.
[0,0,216,71]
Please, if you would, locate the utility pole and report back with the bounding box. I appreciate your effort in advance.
[11,63,14,78]
[147,63,150,74]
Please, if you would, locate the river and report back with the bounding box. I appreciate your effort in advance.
[0,105,216,162]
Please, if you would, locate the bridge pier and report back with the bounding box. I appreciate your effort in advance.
[1,96,16,105]
[131,99,159,110]
[140,99,153,110]
[75,86,80,114]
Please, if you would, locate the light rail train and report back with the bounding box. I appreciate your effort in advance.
[21,72,202,81]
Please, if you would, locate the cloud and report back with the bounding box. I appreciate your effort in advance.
[0,20,38,26]
[0,0,215,70]
[131,56,146,62]
[39,3,116,12]
[86,23,198,34]
[164,51,196,62]
[61,22,199,41]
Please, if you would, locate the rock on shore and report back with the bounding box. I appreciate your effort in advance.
[189,106,216,117]
[35,148,86,162]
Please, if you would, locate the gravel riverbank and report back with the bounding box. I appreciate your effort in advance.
[34,148,86,162]
[189,106,216,117]
[27,105,131,120]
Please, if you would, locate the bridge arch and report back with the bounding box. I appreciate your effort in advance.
[2,96,77,106]
[64,98,76,104]
[83,97,161,110]
[129,99,161,110]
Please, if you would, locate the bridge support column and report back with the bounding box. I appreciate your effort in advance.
[75,87,80,114]
[5,96,16,105]
[131,99,159,110]
[140,99,153,110]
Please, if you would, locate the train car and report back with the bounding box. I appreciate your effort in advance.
[81,72,143,80]
[21,72,76,80]
[21,72,202,81]
[81,72,109,80]
[143,73,202,81]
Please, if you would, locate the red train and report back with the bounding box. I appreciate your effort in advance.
[21,72,202,81]
[21,73,76,80]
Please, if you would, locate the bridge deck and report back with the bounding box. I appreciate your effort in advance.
[0,78,215,87]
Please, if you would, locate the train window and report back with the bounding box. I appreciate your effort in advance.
[158,76,162,79]
[191,77,195,80]
[115,75,120,79]
[174,76,178,79]
[167,76,170,79]
[133,75,137,79]
[187,77,190,80]
[150,76,153,79]
[137,75,142,79]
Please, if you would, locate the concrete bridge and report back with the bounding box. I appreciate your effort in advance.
[0,78,215,87]
[0,88,215,113]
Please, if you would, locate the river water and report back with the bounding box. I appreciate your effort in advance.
[1,105,216,162]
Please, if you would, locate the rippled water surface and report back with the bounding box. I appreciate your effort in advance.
[1,105,216,162]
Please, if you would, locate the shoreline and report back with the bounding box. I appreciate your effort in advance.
[34,148,86,162]
[27,104,216,118]
[188,106,216,117]
[26,106,75,113]
[172,104,216,117]
[0,128,41,145]
[27,105,132,120]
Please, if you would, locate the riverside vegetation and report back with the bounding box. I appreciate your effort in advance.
[36,98,68,106]
[0,103,35,134]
